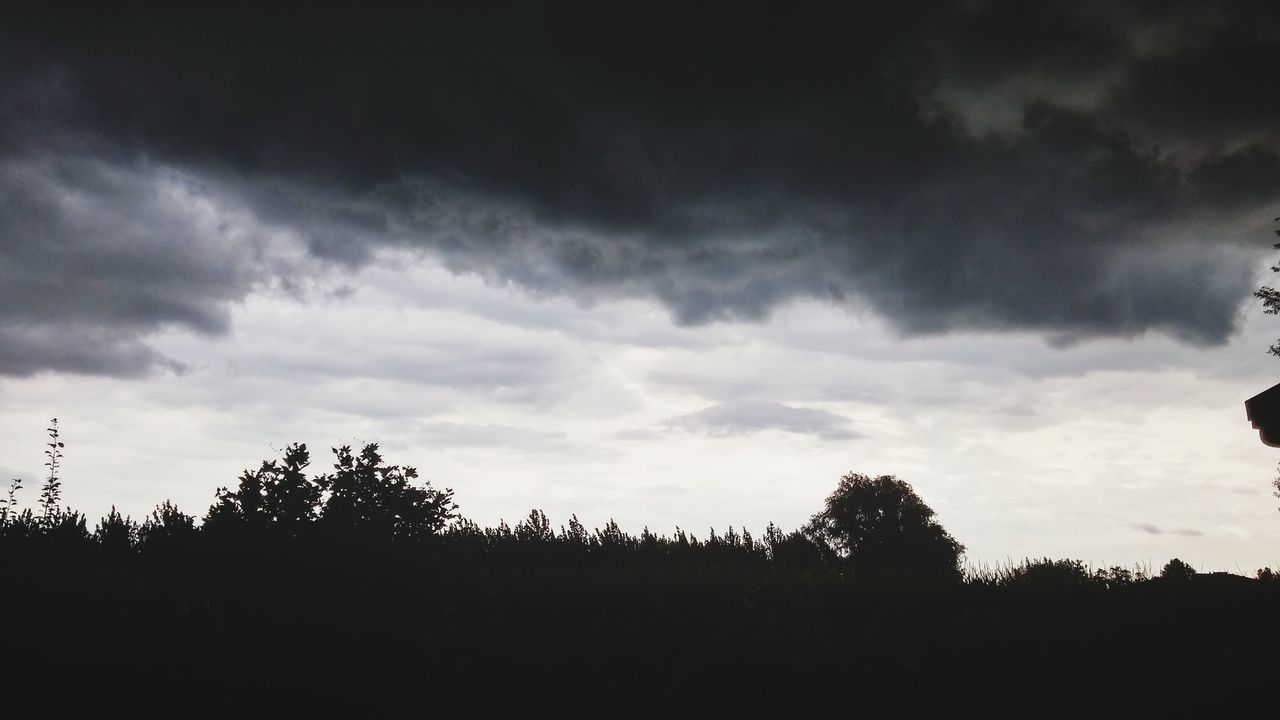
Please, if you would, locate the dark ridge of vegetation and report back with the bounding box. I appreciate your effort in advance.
[2,422,1279,714]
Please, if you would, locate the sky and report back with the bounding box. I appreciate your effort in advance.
[3,3,1280,570]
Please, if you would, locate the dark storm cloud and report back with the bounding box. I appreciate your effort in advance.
[2,2,1278,374]
[0,156,299,376]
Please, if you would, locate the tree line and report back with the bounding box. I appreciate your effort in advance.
[2,419,1278,714]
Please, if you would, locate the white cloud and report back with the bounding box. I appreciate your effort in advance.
[2,254,1279,570]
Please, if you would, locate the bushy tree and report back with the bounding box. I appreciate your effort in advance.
[138,501,198,559]
[206,443,322,538]
[764,522,828,572]
[804,472,964,578]
[1160,557,1197,581]
[94,506,137,559]
[263,443,322,529]
[515,509,554,543]
[321,443,456,541]
[1002,558,1093,588]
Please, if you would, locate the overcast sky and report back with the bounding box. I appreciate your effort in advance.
[3,3,1280,570]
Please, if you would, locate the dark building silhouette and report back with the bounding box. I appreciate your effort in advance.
[1245,381,1280,446]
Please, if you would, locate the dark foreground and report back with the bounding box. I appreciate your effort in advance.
[5,537,1279,715]
[4,439,1277,714]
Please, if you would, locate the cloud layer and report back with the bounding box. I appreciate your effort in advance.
[2,3,1278,375]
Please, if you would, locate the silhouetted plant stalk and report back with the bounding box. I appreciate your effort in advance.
[38,418,64,526]
[1,477,20,524]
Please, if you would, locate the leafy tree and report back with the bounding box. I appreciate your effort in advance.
[515,509,554,543]
[1159,557,1197,581]
[1254,218,1280,355]
[1002,558,1093,588]
[43,509,92,556]
[94,506,138,559]
[764,522,828,572]
[562,514,589,546]
[138,501,198,558]
[262,443,322,530]
[320,443,456,541]
[1274,463,1280,512]
[804,472,964,578]
[1092,565,1145,589]
[206,463,268,532]
[206,443,324,540]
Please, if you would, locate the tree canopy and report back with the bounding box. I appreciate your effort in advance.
[1253,219,1280,355]
[804,472,964,578]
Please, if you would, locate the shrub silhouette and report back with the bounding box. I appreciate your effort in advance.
[320,443,456,541]
[764,522,828,572]
[1160,557,1197,581]
[206,442,323,540]
[804,472,964,578]
[1001,558,1094,588]
[137,500,198,566]
[94,506,137,560]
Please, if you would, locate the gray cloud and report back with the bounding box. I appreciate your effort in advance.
[1,3,1278,375]
[1133,523,1204,537]
[0,156,301,376]
[664,400,862,441]
[0,323,185,378]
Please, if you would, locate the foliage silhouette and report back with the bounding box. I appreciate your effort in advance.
[1160,556,1197,581]
[2,429,1279,713]
[207,442,323,536]
[320,443,456,541]
[803,472,964,578]
[37,418,63,525]
[1,477,20,524]
[1254,218,1280,356]
[94,506,137,561]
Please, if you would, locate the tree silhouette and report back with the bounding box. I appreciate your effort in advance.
[804,472,964,578]
[262,443,322,531]
[764,522,828,572]
[320,443,456,541]
[206,443,323,538]
[1253,218,1280,355]
[137,500,198,560]
[94,506,137,560]
[1160,557,1197,581]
